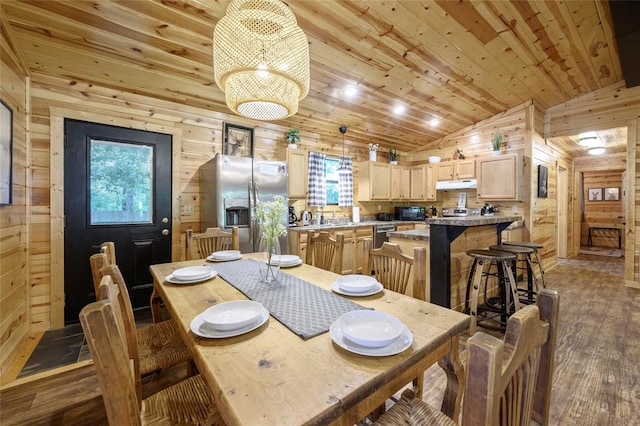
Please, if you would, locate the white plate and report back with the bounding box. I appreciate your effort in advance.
[172,265,214,281]
[269,255,301,266]
[338,311,404,348]
[207,253,242,262]
[331,281,383,297]
[190,307,269,338]
[330,320,413,357]
[211,250,241,259]
[165,270,217,284]
[335,275,378,293]
[201,300,264,331]
[276,258,303,268]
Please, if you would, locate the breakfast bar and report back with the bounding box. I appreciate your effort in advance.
[426,215,521,309]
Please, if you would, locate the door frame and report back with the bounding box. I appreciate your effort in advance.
[49,107,182,328]
[556,165,568,258]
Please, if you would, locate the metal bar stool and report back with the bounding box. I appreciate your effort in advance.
[465,249,521,334]
[503,241,547,289]
[490,244,539,305]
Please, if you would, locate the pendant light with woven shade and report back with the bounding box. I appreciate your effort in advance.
[213,0,310,121]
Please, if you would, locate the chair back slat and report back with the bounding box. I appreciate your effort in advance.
[305,232,344,273]
[186,227,239,259]
[80,295,142,425]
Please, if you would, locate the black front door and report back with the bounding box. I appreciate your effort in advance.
[64,119,172,324]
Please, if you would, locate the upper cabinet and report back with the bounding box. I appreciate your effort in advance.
[357,161,390,201]
[390,165,410,200]
[436,159,475,181]
[409,164,437,201]
[476,154,523,200]
[287,148,308,199]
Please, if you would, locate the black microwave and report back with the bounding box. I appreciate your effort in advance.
[395,206,425,221]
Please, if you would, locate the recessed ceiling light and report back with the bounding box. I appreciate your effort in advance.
[429,118,440,127]
[578,136,599,147]
[588,147,606,155]
[343,85,358,97]
[392,105,406,115]
[471,135,479,143]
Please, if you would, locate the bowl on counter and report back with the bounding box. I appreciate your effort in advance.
[428,156,441,164]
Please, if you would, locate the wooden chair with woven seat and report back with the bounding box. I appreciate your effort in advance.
[361,237,428,399]
[186,227,240,260]
[80,276,225,426]
[90,253,192,376]
[374,288,559,426]
[304,231,345,273]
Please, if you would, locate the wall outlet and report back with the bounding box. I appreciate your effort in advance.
[378,204,382,211]
[512,205,518,213]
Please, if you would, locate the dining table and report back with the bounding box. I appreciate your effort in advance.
[149,253,470,426]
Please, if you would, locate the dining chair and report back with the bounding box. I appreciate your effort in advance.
[362,238,427,301]
[90,253,192,376]
[374,288,559,426]
[80,277,225,426]
[186,227,239,260]
[304,231,345,273]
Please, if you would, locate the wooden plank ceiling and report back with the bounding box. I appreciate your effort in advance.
[1,0,628,155]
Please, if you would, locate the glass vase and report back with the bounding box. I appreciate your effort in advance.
[258,235,281,284]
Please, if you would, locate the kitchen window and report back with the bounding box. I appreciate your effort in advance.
[325,157,339,205]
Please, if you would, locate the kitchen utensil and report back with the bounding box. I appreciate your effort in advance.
[300,210,313,225]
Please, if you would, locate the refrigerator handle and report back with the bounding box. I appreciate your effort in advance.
[253,184,261,248]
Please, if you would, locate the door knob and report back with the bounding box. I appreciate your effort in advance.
[161,229,170,236]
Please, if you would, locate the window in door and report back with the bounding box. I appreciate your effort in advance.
[89,139,154,225]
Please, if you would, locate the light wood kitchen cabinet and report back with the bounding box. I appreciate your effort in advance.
[410,164,437,201]
[395,223,415,231]
[436,159,475,181]
[390,165,410,200]
[477,154,523,200]
[286,148,308,199]
[357,161,390,201]
[288,226,373,275]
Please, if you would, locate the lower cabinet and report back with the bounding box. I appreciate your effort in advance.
[288,226,373,274]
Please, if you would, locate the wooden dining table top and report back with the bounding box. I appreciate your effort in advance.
[150,255,470,426]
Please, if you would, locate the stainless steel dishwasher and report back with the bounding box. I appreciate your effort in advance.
[373,223,397,248]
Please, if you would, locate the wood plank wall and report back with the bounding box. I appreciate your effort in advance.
[546,81,640,284]
[0,23,29,373]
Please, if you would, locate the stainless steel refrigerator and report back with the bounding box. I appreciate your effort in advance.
[200,154,289,254]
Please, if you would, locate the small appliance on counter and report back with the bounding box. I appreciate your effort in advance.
[376,212,393,221]
[481,203,498,216]
[395,206,425,221]
[300,210,313,226]
[288,206,297,227]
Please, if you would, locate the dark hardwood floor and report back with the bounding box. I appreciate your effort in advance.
[1,254,638,425]
[422,253,639,426]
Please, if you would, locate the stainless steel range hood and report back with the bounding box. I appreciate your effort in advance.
[435,179,477,190]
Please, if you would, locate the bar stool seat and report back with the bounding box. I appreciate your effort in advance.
[465,249,521,334]
[490,244,539,305]
[503,241,547,289]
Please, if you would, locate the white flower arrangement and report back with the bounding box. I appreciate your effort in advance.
[254,195,287,242]
[368,143,379,152]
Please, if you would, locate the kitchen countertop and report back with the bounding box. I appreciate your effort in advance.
[426,215,522,226]
[287,220,421,232]
[388,229,430,241]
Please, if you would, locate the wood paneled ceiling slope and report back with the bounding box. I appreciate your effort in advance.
[0,0,630,154]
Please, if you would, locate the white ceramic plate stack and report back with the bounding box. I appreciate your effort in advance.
[190,300,269,338]
[331,275,383,296]
[165,265,217,284]
[207,250,242,262]
[268,254,303,267]
[330,310,413,356]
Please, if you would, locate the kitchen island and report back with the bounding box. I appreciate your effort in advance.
[389,216,521,310]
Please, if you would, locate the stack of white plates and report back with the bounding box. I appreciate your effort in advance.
[190,300,270,338]
[331,275,383,296]
[208,250,242,262]
[268,254,302,267]
[330,310,413,356]
[166,265,217,284]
